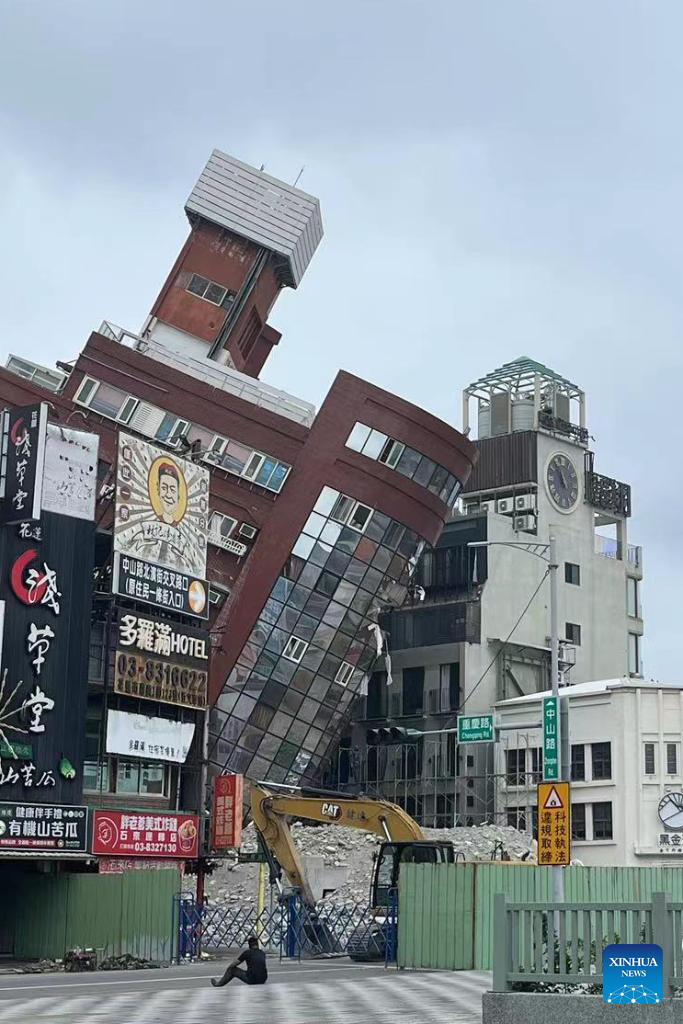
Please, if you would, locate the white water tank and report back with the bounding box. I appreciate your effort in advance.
[511,398,534,432]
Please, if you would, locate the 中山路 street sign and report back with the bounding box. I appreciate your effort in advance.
[537,781,571,866]
[457,714,494,743]
[543,696,559,781]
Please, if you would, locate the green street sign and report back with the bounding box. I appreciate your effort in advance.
[457,714,495,743]
[543,697,559,781]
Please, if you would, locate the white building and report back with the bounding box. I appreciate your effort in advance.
[495,679,683,866]
[343,357,644,827]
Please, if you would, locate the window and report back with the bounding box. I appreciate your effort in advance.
[591,742,611,780]
[75,377,133,422]
[187,273,232,306]
[240,451,291,493]
[209,511,237,544]
[438,663,460,712]
[571,744,585,781]
[644,743,656,776]
[155,413,190,445]
[366,671,387,719]
[667,743,678,776]
[116,760,168,797]
[530,748,543,780]
[565,562,580,586]
[507,807,526,830]
[330,493,374,533]
[283,636,308,664]
[627,578,639,618]
[83,761,109,793]
[378,438,405,469]
[592,801,613,840]
[345,422,459,503]
[565,622,581,645]
[572,803,587,841]
[335,661,354,687]
[628,632,641,675]
[505,749,525,787]
[89,621,105,682]
[118,396,139,424]
[402,667,425,716]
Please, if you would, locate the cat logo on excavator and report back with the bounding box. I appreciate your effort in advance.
[321,802,342,819]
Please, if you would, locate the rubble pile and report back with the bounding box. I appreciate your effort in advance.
[205,821,535,908]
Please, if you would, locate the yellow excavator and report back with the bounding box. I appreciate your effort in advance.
[250,781,455,959]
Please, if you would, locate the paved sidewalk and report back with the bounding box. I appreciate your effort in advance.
[0,960,490,1023]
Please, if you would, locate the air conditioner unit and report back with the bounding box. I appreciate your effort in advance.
[514,494,536,513]
[513,514,536,533]
[496,498,514,515]
[238,523,258,540]
[480,501,494,514]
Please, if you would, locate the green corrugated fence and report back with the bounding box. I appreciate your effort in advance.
[15,869,180,962]
[398,864,683,971]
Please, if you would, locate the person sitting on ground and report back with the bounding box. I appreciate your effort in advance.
[211,935,268,987]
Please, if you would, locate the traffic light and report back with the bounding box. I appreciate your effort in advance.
[366,727,423,746]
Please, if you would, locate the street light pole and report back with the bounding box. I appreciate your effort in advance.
[548,535,565,905]
[468,536,566,903]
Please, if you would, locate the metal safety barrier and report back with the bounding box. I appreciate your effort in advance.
[175,891,398,964]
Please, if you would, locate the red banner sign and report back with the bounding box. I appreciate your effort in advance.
[92,810,199,859]
[212,774,243,849]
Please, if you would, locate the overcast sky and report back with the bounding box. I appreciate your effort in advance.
[0,1,679,679]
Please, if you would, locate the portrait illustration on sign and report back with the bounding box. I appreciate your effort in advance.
[114,434,209,579]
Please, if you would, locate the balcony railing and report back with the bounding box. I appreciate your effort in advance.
[98,321,317,427]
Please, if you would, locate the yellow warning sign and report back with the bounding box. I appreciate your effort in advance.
[543,786,565,810]
[537,782,571,866]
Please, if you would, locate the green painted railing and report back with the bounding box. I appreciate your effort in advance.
[492,892,682,997]
[398,863,683,971]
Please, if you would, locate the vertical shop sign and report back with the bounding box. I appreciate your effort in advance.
[0,403,48,524]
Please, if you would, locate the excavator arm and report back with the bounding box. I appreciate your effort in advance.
[250,783,425,908]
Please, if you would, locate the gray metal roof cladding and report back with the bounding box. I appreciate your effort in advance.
[185,150,324,288]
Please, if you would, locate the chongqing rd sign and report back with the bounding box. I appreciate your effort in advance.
[537,781,571,866]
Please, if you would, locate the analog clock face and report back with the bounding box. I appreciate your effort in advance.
[546,453,579,511]
[659,792,683,830]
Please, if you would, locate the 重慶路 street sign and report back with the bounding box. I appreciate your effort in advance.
[457,714,494,743]
[537,781,571,865]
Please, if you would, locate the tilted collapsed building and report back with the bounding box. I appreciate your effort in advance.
[3,149,477,802]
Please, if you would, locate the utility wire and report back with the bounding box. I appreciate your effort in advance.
[456,567,551,714]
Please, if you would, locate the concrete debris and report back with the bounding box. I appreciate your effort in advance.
[205,821,535,908]
[99,954,161,971]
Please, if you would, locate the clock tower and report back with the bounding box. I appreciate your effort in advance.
[460,356,642,691]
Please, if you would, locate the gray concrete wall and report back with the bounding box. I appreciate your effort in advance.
[484,992,682,1024]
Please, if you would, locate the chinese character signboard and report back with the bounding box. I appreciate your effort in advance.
[0,508,97,804]
[92,810,199,859]
[537,782,571,866]
[106,709,195,764]
[0,403,48,524]
[113,608,209,709]
[457,714,494,743]
[98,857,182,874]
[657,833,683,854]
[0,802,87,853]
[41,424,99,521]
[543,697,559,781]
[114,432,209,579]
[212,774,244,850]
[112,553,209,620]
